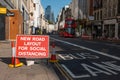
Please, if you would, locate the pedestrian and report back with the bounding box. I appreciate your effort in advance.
[92,30,96,39]
[104,30,108,39]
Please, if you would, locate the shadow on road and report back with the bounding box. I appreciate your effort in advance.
[0,57,26,65]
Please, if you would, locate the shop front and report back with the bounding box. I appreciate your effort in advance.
[0,14,5,40]
[118,18,120,39]
[93,21,103,39]
[103,19,117,39]
[86,21,92,36]
[104,24,115,38]
[0,6,7,40]
[118,23,120,39]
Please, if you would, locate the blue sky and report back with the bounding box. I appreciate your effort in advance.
[41,0,72,21]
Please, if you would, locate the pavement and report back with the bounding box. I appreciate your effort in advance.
[0,41,60,80]
[80,36,120,45]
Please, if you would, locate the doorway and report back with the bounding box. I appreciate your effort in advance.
[0,14,5,40]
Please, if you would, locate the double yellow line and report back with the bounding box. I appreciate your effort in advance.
[55,62,73,80]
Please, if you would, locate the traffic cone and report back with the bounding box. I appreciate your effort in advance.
[9,41,23,68]
[49,54,58,62]
[49,42,58,62]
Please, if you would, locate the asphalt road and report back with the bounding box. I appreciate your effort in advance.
[50,35,120,80]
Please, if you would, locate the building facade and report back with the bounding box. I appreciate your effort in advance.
[93,0,103,38]
[58,5,71,29]
[39,2,48,34]
[0,0,15,40]
[70,0,93,37]
[117,0,120,39]
[20,0,30,34]
[102,0,118,39]
[0,0,47,40]
[71,0,88,20]
[93,0,120,39]
[31,0,41,34]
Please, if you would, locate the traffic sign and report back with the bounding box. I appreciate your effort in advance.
[16,35,49,58]
[0,7,7,14]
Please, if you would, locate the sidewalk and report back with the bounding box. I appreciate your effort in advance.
[80,36,120,45]
[0,41,60,80]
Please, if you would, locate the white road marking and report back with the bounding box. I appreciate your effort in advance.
[58,54,66,60]
[51,38,120,61]
[58,54,74,60]
[61,64,90,78]
[61,61,120,78]
[69,54,78,59]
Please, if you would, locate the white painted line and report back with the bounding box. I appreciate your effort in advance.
[61,64,90,78]
[58,54,74,60]
[69,54,78,59]
[51,38,120,61]
[58,54,66,60]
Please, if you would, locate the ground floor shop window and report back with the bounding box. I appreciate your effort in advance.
[118,23,120,38]
[93,25,102,39]
[109,24,115,38]
[0,15,5,40]
[96,26,102,38]
[104,24,115,38]
[104,25,109,38]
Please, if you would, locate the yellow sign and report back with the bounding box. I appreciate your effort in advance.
[0,7,7,14]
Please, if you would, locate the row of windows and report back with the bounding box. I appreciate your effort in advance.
[94,10,102,20]
[94,0,119,20]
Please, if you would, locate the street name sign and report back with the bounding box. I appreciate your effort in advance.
[16,35,49,58]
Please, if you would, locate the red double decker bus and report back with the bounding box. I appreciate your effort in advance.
[59,18,76,37]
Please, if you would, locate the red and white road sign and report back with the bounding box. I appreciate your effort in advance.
[16,35,49,58]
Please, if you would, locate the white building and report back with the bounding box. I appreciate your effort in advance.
[47,24,55,33]
[20,0,30,34]
[39,2,47,34]
[31,0,41,34]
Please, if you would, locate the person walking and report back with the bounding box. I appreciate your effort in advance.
[92,30,96,39]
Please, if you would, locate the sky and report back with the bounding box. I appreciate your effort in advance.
[41,0,72,21]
